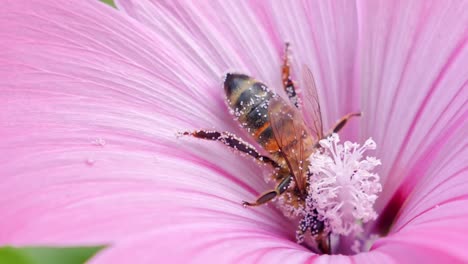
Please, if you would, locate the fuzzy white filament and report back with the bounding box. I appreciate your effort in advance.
[306,133,382,236]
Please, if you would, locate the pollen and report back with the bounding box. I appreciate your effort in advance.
[306,133,382,236]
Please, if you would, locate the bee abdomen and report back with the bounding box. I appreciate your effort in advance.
[224,73,273,127]
[224,73,280,153]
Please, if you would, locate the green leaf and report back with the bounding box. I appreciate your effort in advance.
[0,246,104,264]
[100,0,116,8]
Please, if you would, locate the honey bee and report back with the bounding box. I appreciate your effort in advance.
[183,43,360,254]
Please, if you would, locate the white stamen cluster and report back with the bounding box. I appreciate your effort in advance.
[306,133,382,236]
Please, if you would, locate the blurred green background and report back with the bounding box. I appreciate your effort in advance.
[0,247,103,264]
[101,0,116,7]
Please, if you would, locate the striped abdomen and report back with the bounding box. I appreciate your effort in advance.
[224,73,281,158]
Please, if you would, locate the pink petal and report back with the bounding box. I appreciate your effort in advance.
[2,0,468,263]
[90,220,466,263]
[353,4,468,260]
[374,244,466,264]
[391,144,468,231]
[372,213,468,262]
[88,224,314,264]
[114,0,468,261]
[115,0,362,139]
[0,0,284,245]
[356,0,468,211]
[116,0,279,89]
[118,0,468,241]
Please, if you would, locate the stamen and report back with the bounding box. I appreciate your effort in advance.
[306,134,382,236]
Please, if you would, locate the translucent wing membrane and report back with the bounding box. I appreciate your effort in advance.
[268,97,314,193]
[300,66,324,141]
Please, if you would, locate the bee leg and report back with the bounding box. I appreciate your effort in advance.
[316,232,331,255]
[242,175,292,207]
[281,42,299,108]
[182,130,280,169]
[327,112,362,136]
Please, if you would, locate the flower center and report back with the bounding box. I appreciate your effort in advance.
[304,134,382,253]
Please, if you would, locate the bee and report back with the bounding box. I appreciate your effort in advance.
[182,43,360,254]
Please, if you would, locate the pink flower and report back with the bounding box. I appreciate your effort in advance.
[1,0,467,263]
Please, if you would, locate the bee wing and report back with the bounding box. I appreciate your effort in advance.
[268,97,313,192]
[301,65,324,140]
